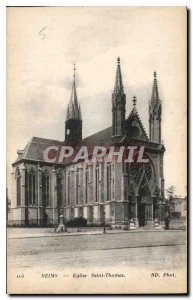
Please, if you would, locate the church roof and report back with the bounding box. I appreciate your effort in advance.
[81,126,112,146]
[13,137,65,165]
[12,128,112,166]
[13,121,165,167]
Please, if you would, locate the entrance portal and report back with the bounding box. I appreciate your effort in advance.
[137,203,146,227]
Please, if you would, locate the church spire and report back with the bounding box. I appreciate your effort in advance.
[66,64,81,120]
[65,65,82,144]
[113,57,124,94]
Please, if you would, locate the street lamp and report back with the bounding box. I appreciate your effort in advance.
[64,217,68,232]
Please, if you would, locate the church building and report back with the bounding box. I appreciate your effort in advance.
[9,58,166,229]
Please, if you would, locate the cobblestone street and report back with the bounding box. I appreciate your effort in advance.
[7,230,186,271]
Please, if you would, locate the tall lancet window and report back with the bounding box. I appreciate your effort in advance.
[67,172,71,205]
[76,169,79,204]
[56,169,63,209]
[95,164,99,202]
[16,168,21,207]
[28,168,36,206]
[42,169,49,207]
[85,166,89,203]
[107,163,112,201]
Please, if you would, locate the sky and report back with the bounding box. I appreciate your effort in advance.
[7,7,187,196]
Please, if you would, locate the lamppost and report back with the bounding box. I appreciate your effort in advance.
[64,215,68,232]
[103,211,106,234]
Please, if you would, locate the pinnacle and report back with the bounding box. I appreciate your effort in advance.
[151,71,160,102]
[113,57,124,94]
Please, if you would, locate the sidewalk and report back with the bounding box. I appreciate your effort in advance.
[7,227,185,239]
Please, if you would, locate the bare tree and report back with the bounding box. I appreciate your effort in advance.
[166,186,176,215]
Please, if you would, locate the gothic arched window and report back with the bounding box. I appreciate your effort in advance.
[95,164,99,202]
[85,166,89,203]
[16,168,21,206]
[67,172,71,205]
[28,168,36,206]
[76,169,79,204]
[56,168,63,209]
[42,169,50,207]
[107,163,111,201]
[129,154,155,190]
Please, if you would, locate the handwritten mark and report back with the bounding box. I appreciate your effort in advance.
[39,26,47,40]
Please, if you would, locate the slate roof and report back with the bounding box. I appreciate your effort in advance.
[81,126,112,146]
[12,127,112,166]
[13,137,65,165]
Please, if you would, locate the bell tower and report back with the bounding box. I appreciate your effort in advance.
[65,65,82,144]
[149,71,162,144]
[112,57,126,141]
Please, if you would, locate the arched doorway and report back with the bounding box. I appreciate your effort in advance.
[137,203,146,227]
[128,156,155,227]
[137,178,152,227]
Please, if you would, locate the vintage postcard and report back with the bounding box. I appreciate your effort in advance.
[6,6,187,294]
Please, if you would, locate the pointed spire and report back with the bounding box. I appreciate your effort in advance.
[78,104,82,120]
[73,63,76,78]
[70,64,78,111]
[66,64,82,121]
[113,57,124,94]
[132,95,137,114]
[149,71,162,143]
[151,71,160,102]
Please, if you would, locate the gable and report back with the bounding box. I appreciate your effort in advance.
[125,110,149,141]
